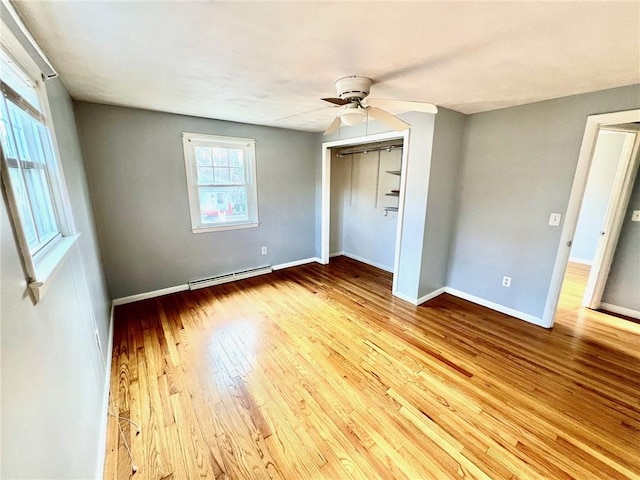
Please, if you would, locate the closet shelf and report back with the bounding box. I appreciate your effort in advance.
[384,207,399,214]
[385,170,402,176]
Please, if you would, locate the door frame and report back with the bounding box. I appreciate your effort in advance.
[583,130,639,308]
[320,129,410,294]
[541,109,640,327]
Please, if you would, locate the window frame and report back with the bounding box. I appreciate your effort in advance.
[0,19,78,303]
[182,132,259,233]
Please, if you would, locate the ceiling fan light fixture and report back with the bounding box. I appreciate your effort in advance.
[340,105,367,126]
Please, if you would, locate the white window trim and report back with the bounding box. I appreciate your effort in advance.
[1,18,77,303]
[182,132,259,233]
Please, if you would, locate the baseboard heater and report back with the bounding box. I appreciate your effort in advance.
[188,265,273,291]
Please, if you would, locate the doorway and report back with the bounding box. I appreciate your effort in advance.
[543,109,640,327]
[321,130,410,294]
[558,127,639,318]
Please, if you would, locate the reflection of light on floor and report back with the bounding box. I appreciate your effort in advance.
[558,262,592,342]
[207,319,259,378]
[558,262,640,360]
[572,309,589,339]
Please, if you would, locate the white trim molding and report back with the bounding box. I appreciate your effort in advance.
[416,287,447,305]
[113,284,189,306]
[272,257,321,270]
[600,302,640,320]
[95,303,116,480]
[445,288,547,328]
[391,290,420,305]
[389,285,547,327]
[390,287,446,306]
[339,251,394,273]
[0,0,58,78]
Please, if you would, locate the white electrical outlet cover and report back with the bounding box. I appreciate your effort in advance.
[632,210,640,222]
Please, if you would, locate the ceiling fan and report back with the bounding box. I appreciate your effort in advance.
[322,76,438,135]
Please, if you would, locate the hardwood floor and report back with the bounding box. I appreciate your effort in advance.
[104,257,640,479]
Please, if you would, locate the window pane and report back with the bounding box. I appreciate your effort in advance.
[213,167,231,184]
[228,149,244,167]
[23,167,58,242]
[197,166,214,185]
[7,102,47,164]
[0,112,18,159]
[7,102,30,161]
[198,186,248,224]
[212,147,229,166]
[195,146,212,166]
[230,167,244,184]
[8,167,38,248]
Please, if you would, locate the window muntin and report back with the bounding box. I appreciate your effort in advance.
[183,133,258,232]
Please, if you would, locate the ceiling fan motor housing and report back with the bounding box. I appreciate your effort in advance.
[335,76,372,101]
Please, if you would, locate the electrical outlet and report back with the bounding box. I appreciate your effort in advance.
[632,210,640,222]
[261,246,267,255]
[502,276,511,288]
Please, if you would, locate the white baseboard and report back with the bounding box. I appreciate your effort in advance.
[569,257,593,266]
[392,287,446,306]
[416,287,447,305]
[337,251,394,273]
[444,287,548,328]
[392,290,418,305]
[113,258,326,306]
[273,257,320,270]
[113,284,189,306]
[391,287,447,306]
[329,251,343,258]
[600,302,640,320]
[95,302,115,480]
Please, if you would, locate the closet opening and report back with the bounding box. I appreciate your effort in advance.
[330,139,404,273]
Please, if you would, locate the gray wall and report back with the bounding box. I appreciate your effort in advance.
[421,107,466,297]
[602,166,640,312]
[571,130,627,263]
[447,84,640,320]
[1,59,110,480]
[74,102,318,299]
[330,148,401,271]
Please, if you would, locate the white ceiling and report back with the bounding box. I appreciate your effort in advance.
[13,1,640,132]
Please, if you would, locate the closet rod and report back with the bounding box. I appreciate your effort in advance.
[336,144,403,157]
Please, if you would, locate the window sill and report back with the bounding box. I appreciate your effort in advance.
[191,221,260,234]
[28,234,80,303]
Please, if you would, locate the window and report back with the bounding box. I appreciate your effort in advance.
[0,25,77,302]
[182,132,259,233]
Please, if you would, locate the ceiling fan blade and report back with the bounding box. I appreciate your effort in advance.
[321,97,350,106]
[367,98,438,114]
[324,116,341,135]
[366,107,410,132]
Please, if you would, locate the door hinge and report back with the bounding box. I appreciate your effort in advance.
[567,240,572,247]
